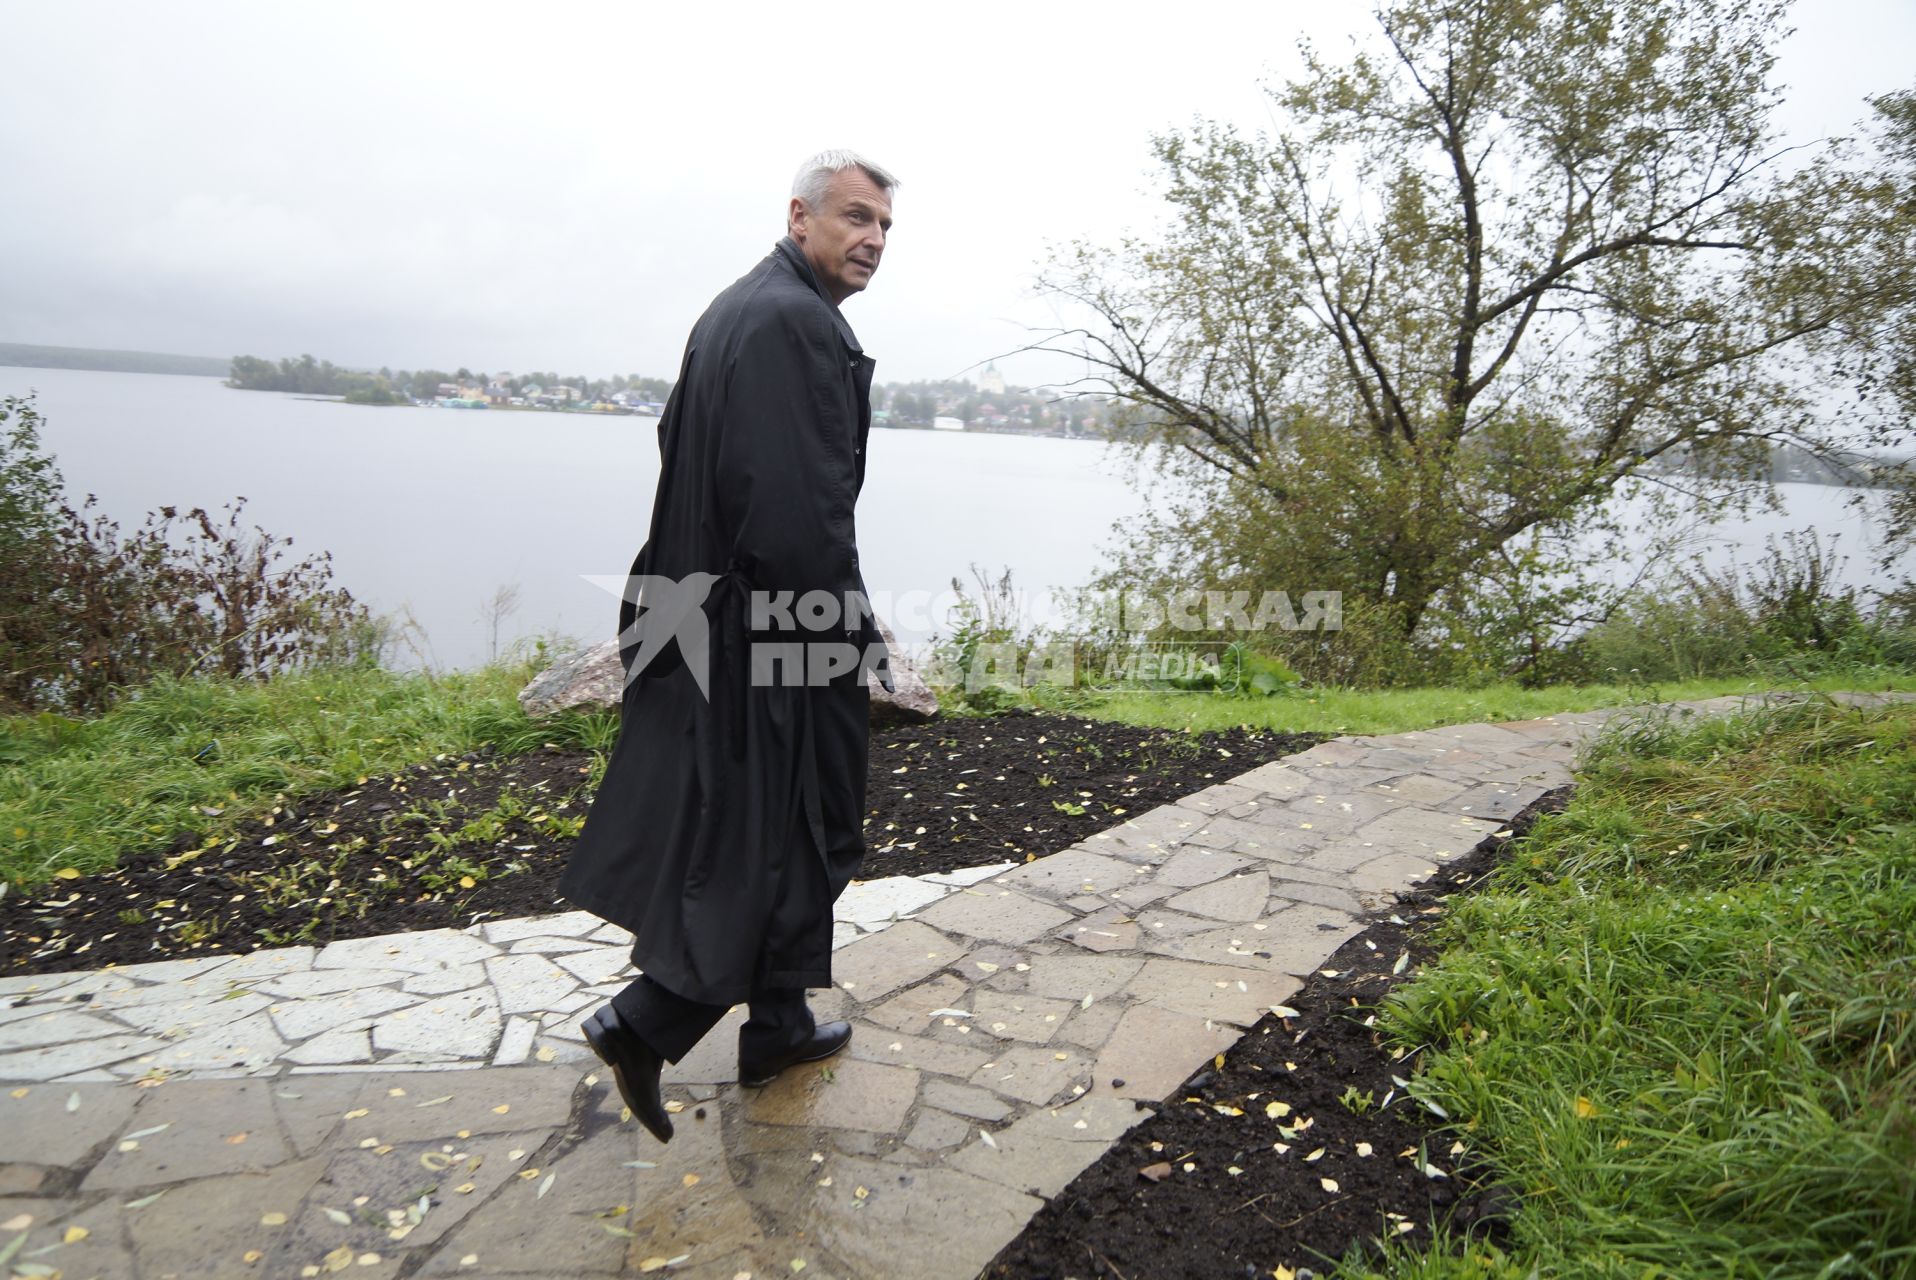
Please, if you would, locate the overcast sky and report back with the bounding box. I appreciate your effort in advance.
[2,1,1911,389]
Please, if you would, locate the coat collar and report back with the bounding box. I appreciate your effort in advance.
[774,235,864,355]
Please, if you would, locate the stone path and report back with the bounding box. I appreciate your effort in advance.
[3,691,1905,1279]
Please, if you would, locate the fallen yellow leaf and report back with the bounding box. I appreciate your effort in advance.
[260,1211,288,1226]
[682,1173,700,1188]
[1575,1096,1598,1118]
[55,867,81,879]
[64,1224,90,1243]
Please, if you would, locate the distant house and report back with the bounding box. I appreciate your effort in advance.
[522,383,545,398]
[932,416,965,431]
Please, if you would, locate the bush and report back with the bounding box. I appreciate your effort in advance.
[1570,531,1916,682]
[0,394,377,714]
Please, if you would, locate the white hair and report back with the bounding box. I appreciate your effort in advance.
[791,149,900,211]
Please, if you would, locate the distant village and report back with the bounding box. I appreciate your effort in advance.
[218,353,1911,483]
[226,353,1133,441]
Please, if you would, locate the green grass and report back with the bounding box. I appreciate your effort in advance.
[0,661,617,887]
[1338,696,1916,1279]
[1020,669,1916,737]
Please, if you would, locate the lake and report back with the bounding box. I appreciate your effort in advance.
[5,367,1908,670]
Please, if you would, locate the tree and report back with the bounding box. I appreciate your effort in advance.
[1036,0,1879,678]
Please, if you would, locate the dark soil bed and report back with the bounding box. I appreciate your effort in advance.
[987,785,1573,1280]
[1,709,1320,977]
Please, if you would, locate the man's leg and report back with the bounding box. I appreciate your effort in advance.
[610,974,730,1063]
[738,986,813,1063]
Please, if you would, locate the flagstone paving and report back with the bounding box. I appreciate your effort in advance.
[2,690,1906,1278]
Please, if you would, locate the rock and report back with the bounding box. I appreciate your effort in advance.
[516,618,939,725]
[869,616,939,726]
[516,638,624,718]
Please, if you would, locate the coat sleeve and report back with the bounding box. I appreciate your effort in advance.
[714,305,862,632]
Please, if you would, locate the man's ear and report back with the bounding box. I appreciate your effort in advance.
[787,196,808,242]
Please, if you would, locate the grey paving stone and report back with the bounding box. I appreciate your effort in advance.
[552,946,635,987]
[127,1152,328,1280]
[968,1043,1093,1106]
[1173,782,1268,815]
[741,1056,920,1132]
[314,929,500,973]
[1230,760,1319,800]
[145,1008,292,1073]
[0,1195,138,1280]
[1180,813,1324,862]
[414,1097,637,1276]
[904,1108,974,1150]
[1165,870,1271,922]
[946,1094,1149,1198]
[920,861,1018,886]
[79,1076,291,1190]
[474,909,605,944]
[269,1072,366,1156]
[1017,954,1145,1004]
[1258,790,1403,837]
[1150,845,1251,887]
[788,1154,1041,1280]
[268,986,423,1041]
[371,987,502,1058]
[0,1009,128,1052]
[399,962,489,996]
[1124,957,1302,1025]
[1143,906,1365,977]
[662,1005,749,1086]
[864,973,974,1033]
[914,886,1074,945]
[921,1078,1016,1122]
[1444,780,1550,820]
[1269,878,1366,915]
[830,920,968,1003]
[108,988,275,1038]
[991,847,1139,899]
[0,1038,142,1085]
[1367,771,1469,806]
[207,947,319,984]
[1348,851,1445,894]
[1056,997,1126,1051]
[337,1064,576,1140]
[1094,1002,1239,1101]
[100,955,240,986]
[1,1078,140,1165]
[835,874,951,924]
[1056,906,1141,954]
[970,990,1077,1044]
[1080,807,1206,862]
[483,952,585,1015]
[492,1014,538,1065]
[1350,806,1503,855]
[283,1025,375,1066]
[845,1023,993,1079]
[503,934,605,955]
[249,966,409,999]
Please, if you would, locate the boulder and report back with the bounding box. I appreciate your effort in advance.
[517,619,939,725]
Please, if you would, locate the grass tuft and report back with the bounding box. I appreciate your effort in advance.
[1351,698,1916,1278]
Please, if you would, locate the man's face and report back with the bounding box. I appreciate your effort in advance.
[790,167,892,306]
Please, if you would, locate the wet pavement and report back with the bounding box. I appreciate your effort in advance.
[5,691,1906,1278]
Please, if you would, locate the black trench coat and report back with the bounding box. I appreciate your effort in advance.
[557,236,886,1006]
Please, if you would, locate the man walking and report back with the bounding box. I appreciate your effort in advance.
[557,151,896,1143]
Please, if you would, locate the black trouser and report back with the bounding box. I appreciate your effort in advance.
[610,971,813,1064]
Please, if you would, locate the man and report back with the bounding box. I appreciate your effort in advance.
[556,151,897,1143]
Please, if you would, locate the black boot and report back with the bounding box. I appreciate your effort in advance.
[581,1003,674,1142]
